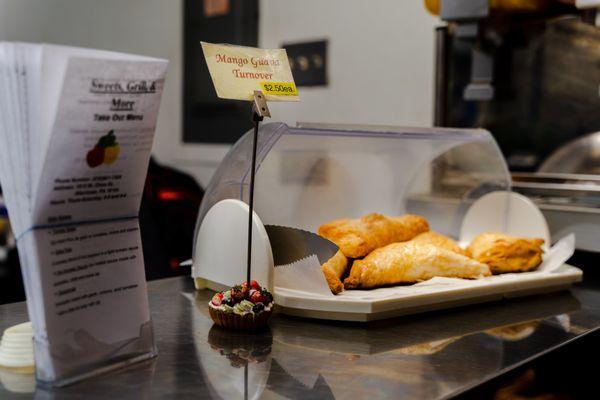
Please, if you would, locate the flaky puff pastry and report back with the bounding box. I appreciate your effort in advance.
[409,231,466,256]
[318,213,429,259]
[321,250,349,294]
[467,233,544,274]
[344,242,491,290]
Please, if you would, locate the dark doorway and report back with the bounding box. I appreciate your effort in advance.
[183,0,259,144]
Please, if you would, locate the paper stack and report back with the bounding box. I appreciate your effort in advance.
[0,42,168,385]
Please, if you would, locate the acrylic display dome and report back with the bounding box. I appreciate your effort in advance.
[194,122,511,252]
[190,123,584,322]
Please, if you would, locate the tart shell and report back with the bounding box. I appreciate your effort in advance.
[209,305,273,330]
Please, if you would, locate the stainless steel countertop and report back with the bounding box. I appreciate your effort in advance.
[1,276,600,399]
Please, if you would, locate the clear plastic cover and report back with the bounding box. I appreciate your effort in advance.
[195,122,510,254]
[538,131,600,175]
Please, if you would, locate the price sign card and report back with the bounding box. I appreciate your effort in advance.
[201,42,299,102]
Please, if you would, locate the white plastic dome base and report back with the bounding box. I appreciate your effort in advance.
[192,199,273,291]
[460,191,551,250]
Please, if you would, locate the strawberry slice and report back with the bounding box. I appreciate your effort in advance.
[211,292,224,306]
[249,291,262,303]
[250,290,271,304]
[250,280,261,290]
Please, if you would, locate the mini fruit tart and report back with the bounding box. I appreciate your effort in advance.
[208,280,274,330]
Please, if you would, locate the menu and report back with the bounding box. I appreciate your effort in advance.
[0,42,168,385]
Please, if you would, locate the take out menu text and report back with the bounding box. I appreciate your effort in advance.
[0,43,168,385]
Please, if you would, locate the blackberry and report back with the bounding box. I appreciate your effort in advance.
[221,298,234,307]
[260,289,273,302]
[252,303,265,313]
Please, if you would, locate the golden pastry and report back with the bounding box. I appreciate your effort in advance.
[397,337,460,356]
[467,233,544,274]
[409,231,466,256]
[485,321,539,341]
[318,213,429,259]
[344,242,491,290]
[321,250,349,294]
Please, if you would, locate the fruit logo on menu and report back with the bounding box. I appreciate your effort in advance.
[86,130,120,168]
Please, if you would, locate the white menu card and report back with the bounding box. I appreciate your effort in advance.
[0,42,168,385]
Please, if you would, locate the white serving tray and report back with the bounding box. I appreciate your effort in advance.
[274,264,582,322]
[193,194,581,322]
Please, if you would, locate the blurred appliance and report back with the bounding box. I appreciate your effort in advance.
[428,1,600,251]
[510,132,600,252]
[140,157,204,280]
[430,0,600,171]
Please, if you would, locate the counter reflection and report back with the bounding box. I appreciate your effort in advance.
[0,279,590,399]
[189,286,581,399]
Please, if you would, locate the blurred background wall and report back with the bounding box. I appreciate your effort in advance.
[0,0,437,187]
